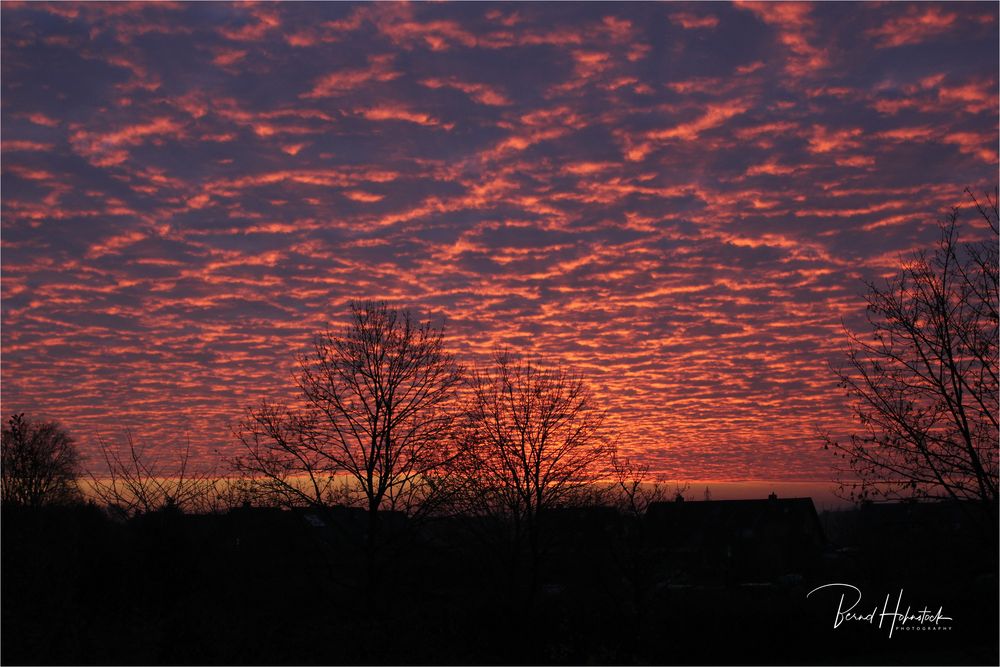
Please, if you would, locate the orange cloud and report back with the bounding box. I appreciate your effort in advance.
[356,106,447,128]
[302,54,400,98]
[371,7,479,52]
[70,117,186,167]
[280,143,308,156]
[646,103,750,142]
[1,0,995,488]
[669,12,720,30]
[212,48,247,67]
[745,159,800,176]
[3,140,54,152]
[343,190,384,203]
[943,132,997,163]
[866,5,958,48]
[25,113,61,127]
[219,6,281,42]
[834,155,875,168]
[807,125,863,153]
[877,126,936,142]
[86,230,147,258]
[420,78,511,106]
[937,80,996,114]
[735,1,828,76]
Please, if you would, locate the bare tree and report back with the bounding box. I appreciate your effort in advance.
[608,447,668,516]
[1,413,81,507]
[87,430,224,517]
[234,301,463,562]
[825,189,998,534]
[603,446,672,624]
[445,349,613,594]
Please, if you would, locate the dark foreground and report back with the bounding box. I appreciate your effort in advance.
[2,501,997,665]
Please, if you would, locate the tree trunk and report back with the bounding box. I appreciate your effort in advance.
[366,501,379,592]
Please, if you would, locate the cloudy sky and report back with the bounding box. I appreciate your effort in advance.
[2,1,997,487]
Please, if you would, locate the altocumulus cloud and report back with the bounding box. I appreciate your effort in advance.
[1,1,997,482]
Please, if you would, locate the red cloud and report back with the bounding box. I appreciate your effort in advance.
[420,78,511,106]
[807,125,863,153]
[937,80,996,114]
[70,117,186,167]
[219,6,281,42]
[212,48,247,68]
[302,54,401,98]
[25,113,61,127]
[3,140,54,152]
[1,0,996,488]
[866,5,958,48]
[943,131,997,163]
[669,12,720,30]
[356,106,448,128]
[369,5,478,52]
[735,1,828,76]
[647,103,750,142]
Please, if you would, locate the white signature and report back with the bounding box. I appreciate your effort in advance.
[806,583,952,638]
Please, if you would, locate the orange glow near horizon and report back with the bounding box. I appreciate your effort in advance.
[1,2,997,494]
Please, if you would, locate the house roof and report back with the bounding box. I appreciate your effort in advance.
[645,497,825,546]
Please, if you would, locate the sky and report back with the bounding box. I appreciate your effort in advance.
[2,1,998,490]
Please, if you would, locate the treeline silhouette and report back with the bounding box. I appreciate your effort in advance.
[3,234,999,665]
[3,491,997,664]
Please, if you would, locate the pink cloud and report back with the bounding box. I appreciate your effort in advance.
[420,78,511,106]
[943,131,997,163]
[1,0,996,487]
[867,5,959,48]
[735,1,828,76]
[343,190,385,203]
[70,117,186,167]
[218,6,281,42]
[212,48,248,68]
[937,80,996,114]
[669,12,720,30]
[301,54,401,98]
[807,125,863,153]
[3,140,54,152]
[356,106,449,128]
[25,113,61,127]
[646,103,750,142]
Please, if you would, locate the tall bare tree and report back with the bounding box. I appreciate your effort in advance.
[1,413,81,508]
[825,189,998,535]
[235,301,463,560]
[445,349,612,594]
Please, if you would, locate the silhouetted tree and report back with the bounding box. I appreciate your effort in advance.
[88,430,223,517]
[235,301,463,568]
[825,189,998,534]
[608,447,668,516]
[445,349,613,595]
[1,413,81,507]
[604,447,670,627]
